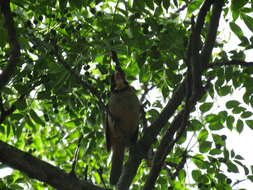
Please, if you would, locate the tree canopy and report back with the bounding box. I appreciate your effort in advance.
[0,0,253,189]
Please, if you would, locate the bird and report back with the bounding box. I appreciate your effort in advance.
[105,69,140,185]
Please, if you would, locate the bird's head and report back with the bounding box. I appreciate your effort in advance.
[111,70,128,90]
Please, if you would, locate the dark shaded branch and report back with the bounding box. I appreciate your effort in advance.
[142,111,189,190]
[142,85,207,190]
[201,0,224,66]
[192,0,213,56]
[191,0,213,92]
[0,0,21,91]
[208,60,253,68]
[0,140,107,190]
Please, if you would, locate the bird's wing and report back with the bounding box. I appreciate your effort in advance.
[105,112,111,152]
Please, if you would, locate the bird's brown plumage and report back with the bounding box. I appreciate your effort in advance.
[105,71,140,185]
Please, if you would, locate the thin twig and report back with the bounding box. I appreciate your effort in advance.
[97,168,108,190]
[70,135,83,176]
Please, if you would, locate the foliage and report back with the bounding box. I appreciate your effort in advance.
[0,0,253,190]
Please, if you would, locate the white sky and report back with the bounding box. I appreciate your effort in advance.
[218,13,253,189]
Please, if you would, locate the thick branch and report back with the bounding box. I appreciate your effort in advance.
[142,86,207,190]
[201,0,224,66]
[0,140,107,190]
[191,0,213,92]
[0,0,21,91]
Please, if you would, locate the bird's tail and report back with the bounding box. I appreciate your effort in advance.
[110,144,125,185]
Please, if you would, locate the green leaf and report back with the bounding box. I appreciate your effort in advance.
[218,86,231,96]
[246,120,253,129]
[241,111,253,118]
[188,119,203,131]
[199,141,212,153]
[69,0,84,8]
[241,14,253,33]
[232,106,246,114]
[206,114,219,123]
[235,155,244,160]
[2,87,14,95]
[37,91,51,100]
[59,0,68,11]
[236,119,244,133]
[248,175,253,182]
[29,109,45,126]
[231,149,235,158]
[199,102,213,113]
[0,125,5,134]
[209,148,222,155]
[14,99,27,110]
[212,134,224,146]
[227,115,235,130]
[25,115,36,132]
[192,170,201,182]
[231,0,248,10]
[114,14,126,24]
[232,8,239,21]
[146,0,154,10]
[198,129,209,142]
[133,0,145,11]
[227,161,239,173]
[209,123,224,131]
[229,22,244,40]
[192,154,208,169]
[188,0,202,13]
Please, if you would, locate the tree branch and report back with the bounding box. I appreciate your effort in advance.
[0,0,21,91]
[201,0,224,66]
[142,85,207,190]
[0,140,108,190]
[191,0,213,93]
[116,1,226,188]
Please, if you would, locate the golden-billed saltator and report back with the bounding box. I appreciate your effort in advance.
[105,70,140,185]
